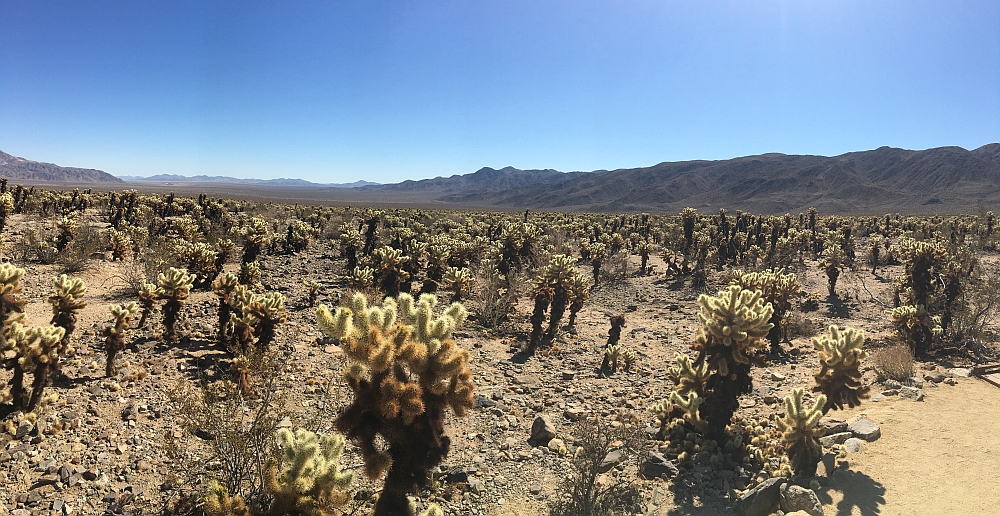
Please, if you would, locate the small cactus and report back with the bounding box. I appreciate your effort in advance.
[776,388,826,477]
[264,428,354,515]
[157,267,195,342]
[103,302,139,377]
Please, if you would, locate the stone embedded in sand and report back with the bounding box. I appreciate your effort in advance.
[849,418,881,441]
[529,416,556,446]
[844,437,864,453]
[900,386,925,401]
[819,432,853,447]
[818,416,848,436]
[736,477,785,516]
[780,483,824,516]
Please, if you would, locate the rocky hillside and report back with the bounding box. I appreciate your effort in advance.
[440,144,1000,214]
[0,150,122,183]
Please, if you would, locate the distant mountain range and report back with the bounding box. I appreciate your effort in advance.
[4,144,999,213]
[0,150,122,183]
[117,174,378,188]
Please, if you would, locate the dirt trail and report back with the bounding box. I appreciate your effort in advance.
[825,376,1000,516]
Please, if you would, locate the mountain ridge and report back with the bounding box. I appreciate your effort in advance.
[0,150,122,183]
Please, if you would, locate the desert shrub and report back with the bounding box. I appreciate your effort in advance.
[57,222,106,273]
[17,225,59,264]
[549,416,643,516]
[947,260,1000,345]
[467,260,525,329]
[869,344,915,382]
[598,250,630,286]
[171,352,290,511]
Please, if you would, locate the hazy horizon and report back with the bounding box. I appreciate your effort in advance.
[2,1,998,183]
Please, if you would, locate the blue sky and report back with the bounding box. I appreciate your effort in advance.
[1,1,998,183]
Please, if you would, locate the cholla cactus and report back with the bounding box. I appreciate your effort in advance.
[527,254,586,353]
[684,285,773,440]
[0,263,28,340]
[348,266,375,291]
[730,268,800,348]
[182,241,219,289]
[316,293,475,516]
[776,388,827,477]
[55,212,79,252]
[440,267,471,302]
[248,292,288,351]
[669,390,705,430]
[48,274,87,350]
[241,216,270,264]
[373,246,410,297]
[103,302,139,377]
[107,227,133,261]
[667,352,711,398]
[284,220,319,253]
[264,428,354,516]
[303,279,320,307]
[157,267,195,342]
[3,322,66,410]
[600,315,627,372]
[0,191,13,234]
[203,481,251,516]
[888,304,941,355]
[812,325,869,412]
[821,244,845,297]
[136,282,159,330]
[566,274,590,327]
[239,260,262,287]
[213,273,240,345]
[636,239,654,274]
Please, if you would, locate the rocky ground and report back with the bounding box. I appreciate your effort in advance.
[1,215,998,516]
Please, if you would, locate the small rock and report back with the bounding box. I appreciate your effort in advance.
[640,451,678,479]
[779,484,823,516]
[905,377,924,388]
[15,420,33,439]
[818,416,848,436]
[843,438,864,453]
[819,432,853,447]
[529,416,556,446]
[770,372,786,382]
[563,407,586,421]
[848,419,881,442]
[924,371,946,383]
[598,449,623,473]
[475,395,496,409]
[736,477,786,516]
[944,378,957,386]
[899,386,925,401]
[547,438,567,455]
[529,483,542,495]
[870,393,885,402]
[468,477,486,495]
[561,371,576,381]
[949,368,972,378]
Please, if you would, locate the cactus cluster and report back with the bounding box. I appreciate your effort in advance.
[812,325,870,412]
[103,302,140,377]
[730,268,800,348]
[317,293,475,516]
[775,388,826,477]
[526,254,590,354]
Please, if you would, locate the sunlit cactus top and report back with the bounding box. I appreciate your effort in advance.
[813,325,867,370]
[157,267,196,299]
[696,285,774,362]
[48,274,87,312]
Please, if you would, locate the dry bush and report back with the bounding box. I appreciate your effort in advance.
[783,311,819,340]
[599,250,630,286]
[869,344,915,382]
[58,223,106,273]
[948,261,1000,345]
[468,265,526,329]
[169,352,290,511]
[549,416,644,516]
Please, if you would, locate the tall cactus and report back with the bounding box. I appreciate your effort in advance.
[157,267,195,342]
[4,322,66,410]
[812,325,869,412]
[48,274,87,350]
[103,302,139,377]
[316,293,475,516]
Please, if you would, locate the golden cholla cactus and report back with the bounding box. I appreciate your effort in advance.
[373,246,410,297]
[136,281,159,329]
[4,322,66,410]
[103,302,139,377]
[239,260,261,287]
[776,388,827,477]
[667,353,711,398]
[695,285,773,365]
[107,227,133,261]
[157,267,195,342]
[249,292,288,350]
[348,266,375,291]
[669,390,705,430]
[0,263,28,336]
[264,428,354,516]
[213,272,241,344]
[316,293,474,516]
[303,279,320,307]
[440,267,471,302]
[48,274,87,349]
[730,268,800,347]
[812,325,869,412]
[888,304,941,355]
[183,242,219,288]
[203,481,251,516]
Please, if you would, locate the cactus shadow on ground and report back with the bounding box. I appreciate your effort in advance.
[816,466,887,516]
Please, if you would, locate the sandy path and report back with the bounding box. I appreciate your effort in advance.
[825,376,1000,516]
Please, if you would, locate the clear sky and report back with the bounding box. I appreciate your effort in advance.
[1,1,998,183]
